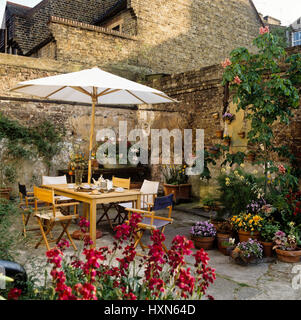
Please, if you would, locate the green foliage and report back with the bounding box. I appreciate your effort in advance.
[0,162,17,188]
[0,113,65,168]
[0,200,22,261]
[260,220,280,242]
[217,168,265,215]
[162,164,188,185]
[222,30,301,192]
[270,26,290,49]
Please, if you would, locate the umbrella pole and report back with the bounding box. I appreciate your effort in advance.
[88,90,97,184]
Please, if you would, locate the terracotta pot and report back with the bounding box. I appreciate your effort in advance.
[238,230,260,242]
[275,248,301,263]
[217,233,232,255]
[247,154,256,162]
[215,130,223,138]
[223,139,231,146]
[210,219,224,230]
[0,188,12,200]
[261,241,274,257]
[72,229,102,241]
[163,184,191,203]
[191,235,215,250]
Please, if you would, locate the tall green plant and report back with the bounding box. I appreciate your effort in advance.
[222,27,301,193]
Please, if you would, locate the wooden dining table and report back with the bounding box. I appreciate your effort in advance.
[43,184,141,246]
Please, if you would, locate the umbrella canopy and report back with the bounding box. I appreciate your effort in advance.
[11,67,177,183]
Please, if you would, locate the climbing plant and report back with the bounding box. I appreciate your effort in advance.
[0,113,65,171]
[221,26,301,192]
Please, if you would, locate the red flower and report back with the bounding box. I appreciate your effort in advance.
[278,164,286,174]
[7,288,22,300]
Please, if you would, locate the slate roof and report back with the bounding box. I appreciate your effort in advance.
[3,0,124,55]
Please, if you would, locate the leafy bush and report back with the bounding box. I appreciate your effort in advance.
[217,167,265,215]
[0,200,22,261]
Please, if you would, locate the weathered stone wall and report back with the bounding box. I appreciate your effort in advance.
[144,57,301,198]
[0,53,138,192]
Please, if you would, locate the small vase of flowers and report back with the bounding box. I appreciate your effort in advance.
[190,221,217,250]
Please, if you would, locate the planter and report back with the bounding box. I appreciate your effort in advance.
[261,241,274,257]
[215,130,223,138]
[223,139,231,146]
[0,187,12,200]
[246,154,256,162]
[191,235,215,250]
[217,233,232,255]
[275,248,301,263]
[210,219,224,230]
[163,183,191,203]
[238,230,260,242]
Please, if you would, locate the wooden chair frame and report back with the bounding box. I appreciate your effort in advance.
[125,204,173,253]
[97,177,131,229]
[34,186,80,251]
[18,184,41,237]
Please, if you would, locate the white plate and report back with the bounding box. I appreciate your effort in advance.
[115,187,124,192]
[67,184,75,189]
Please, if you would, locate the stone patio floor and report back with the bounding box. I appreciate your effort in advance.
[14,204,301,300]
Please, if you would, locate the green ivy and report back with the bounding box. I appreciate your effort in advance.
[0,113,65,169]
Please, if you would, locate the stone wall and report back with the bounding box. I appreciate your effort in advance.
[31,0,263,76]
[0,53,138,192]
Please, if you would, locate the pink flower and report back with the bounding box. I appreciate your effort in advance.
[234,76,242,85]
[278,165,286,174]
[259,26,270,35]
[221,58,232,68]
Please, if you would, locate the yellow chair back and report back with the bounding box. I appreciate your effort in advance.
[34,186,54,204]
[112,176,131,189]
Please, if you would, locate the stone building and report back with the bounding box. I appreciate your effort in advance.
[1,0,300,197]
[1,0,263,75]
[290,17,301,47]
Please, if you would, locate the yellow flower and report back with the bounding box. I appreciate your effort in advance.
[253,170,258,174]
[249,219,253,224]
[240,163,245,168]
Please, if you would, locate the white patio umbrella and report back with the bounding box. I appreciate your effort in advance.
[11,67,177,183]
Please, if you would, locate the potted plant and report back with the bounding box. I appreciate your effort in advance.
[216,220,233,254]
[273,224,301,263]
[215,130,223,138]
[69,146,88,186]
[231,239,263,265]
[0,163,17,200]
[222,112,235,124]
[209,146,220,155]
[202,195,219,212]
[260,221,279,257]
[190,221,217,250]
[230,212,263,242]
[220,238,236,256]
[246,151,256,162]
[223,135,231,146]
[162,164,191,203]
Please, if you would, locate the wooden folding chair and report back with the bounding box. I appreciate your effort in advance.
[42,175,73,203]
[96,176,131,229]
[126,193,174,253]
[33,186,80,251]
[18,183,41,237]
[115,180,159,224]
